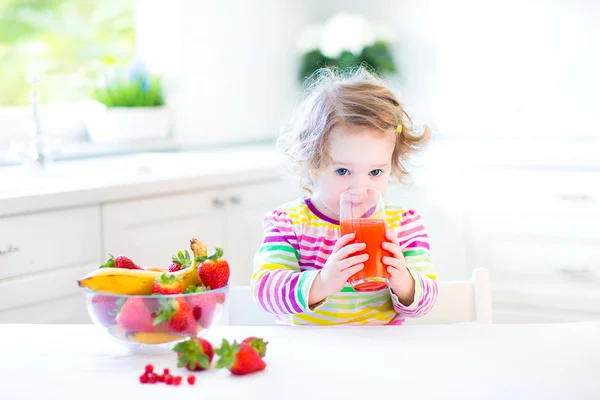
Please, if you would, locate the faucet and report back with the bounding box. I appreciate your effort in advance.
[9,76,60,169]
[29,76,46,168]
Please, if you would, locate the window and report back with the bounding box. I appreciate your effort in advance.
[0,0,135,151]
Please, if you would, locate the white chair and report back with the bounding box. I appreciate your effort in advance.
[224,268,492,326]
[222,285,278,326]
[403,267,493,325]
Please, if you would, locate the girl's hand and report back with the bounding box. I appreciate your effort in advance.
[308,233,367,305]
[382,231,415,306]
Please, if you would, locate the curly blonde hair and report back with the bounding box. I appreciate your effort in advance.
[277,66,430,190]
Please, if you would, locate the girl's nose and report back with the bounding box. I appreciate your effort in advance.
[350,177,369,192]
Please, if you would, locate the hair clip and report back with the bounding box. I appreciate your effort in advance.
[396,124,402,134]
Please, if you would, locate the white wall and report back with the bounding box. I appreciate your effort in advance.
[138,0,600,145]
[137,0,321,147]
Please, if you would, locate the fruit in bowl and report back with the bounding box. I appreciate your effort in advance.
[83,285,228,353]
[78,238,231,354]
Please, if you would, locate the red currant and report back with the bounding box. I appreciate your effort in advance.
[139,374,149,384]
[187,375,196,385]
[174,376,182,385]
[144,364,154,374]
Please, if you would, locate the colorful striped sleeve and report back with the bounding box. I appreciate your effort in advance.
[390,209,439,317]
[250,209,320,315]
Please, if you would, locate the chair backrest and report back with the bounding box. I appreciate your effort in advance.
[223,268,492,326]
[403,267,492,325]
[222,285,277,326]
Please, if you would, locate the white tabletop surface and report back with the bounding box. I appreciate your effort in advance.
[1,322,599,400]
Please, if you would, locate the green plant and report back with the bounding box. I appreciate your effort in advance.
[299,40,397,82]
[91,63,165,107]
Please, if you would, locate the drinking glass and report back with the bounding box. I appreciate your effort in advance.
[339,188,391,292]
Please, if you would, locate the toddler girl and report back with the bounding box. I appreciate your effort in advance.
[251,67,438,325]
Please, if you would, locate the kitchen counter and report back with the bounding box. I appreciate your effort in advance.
[1,322,599,399]
[0,144,283,217]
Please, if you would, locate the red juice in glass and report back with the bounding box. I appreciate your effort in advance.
[339,194,392,292]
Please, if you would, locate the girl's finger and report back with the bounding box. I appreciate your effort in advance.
[333,233,356,253]
[382,241,404,260]
[387,266,402,278]
[345,263,365,279]
[336,242,367,259]
[340,253,369,270]
[382,256,403,269]
[385,231,399,245]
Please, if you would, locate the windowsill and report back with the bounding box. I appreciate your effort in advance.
[0,138,178,167]
[0,137,277,167]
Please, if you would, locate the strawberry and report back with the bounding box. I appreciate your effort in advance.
[100,254,142,270]
[168,263,182,272]
[173,337,214,371]
[215,292,226,304]
[152,273,183,295]
[196,248,230,289]
[241,337,268,358]
[115,298,156,332]
[91,295,125,327]
[169,250,192,272]
[215,339,267,375]
[153,298,197,336]
[184,285,217,328]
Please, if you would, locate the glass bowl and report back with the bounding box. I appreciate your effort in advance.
[83,285,229,354]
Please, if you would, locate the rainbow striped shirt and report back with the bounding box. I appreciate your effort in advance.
[251,197,438,326]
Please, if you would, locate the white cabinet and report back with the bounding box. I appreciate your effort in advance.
[0,207,103,323]
[102,189,227,271]
[221,181,301,285]
[466,168,600,323]
[102,179,297,287]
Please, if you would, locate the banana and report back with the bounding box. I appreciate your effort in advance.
[107,324,129,341]
[180,238,206,291]
[142,266,163,272]
[107,325,185,344]
[127,332,186,344]
[78,267,160,295]
[190,238,208,269]
[79,238,208,295]
[79,266,201,295]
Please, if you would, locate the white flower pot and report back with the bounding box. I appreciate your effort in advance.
[84,102,172,143]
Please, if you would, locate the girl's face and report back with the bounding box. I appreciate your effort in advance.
[311,124,395,218]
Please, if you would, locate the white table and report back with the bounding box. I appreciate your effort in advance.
[1,322,599,399]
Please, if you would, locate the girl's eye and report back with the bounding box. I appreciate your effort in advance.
[369,169,383,177]
[335,168,349,176]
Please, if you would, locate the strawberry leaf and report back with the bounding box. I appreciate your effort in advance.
[110,296,127,316]
[245,337,268,357]
[153,298,177,325]
[184,284,208,294]
[99,254,115,268]
[172,249,192,268]
[173,338,210,370]
[214,338,239,370]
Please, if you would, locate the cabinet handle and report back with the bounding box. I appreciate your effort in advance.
[212,197,226,208]
[229,195,242,205]
[0,245,19,256]
[555,267,594,277]
[558,193,590,202]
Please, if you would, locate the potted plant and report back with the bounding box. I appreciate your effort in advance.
[298,13,398,82]
[84,62,171,143]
